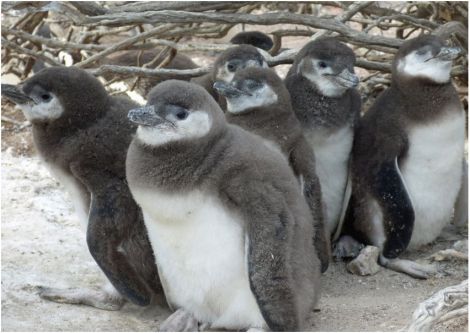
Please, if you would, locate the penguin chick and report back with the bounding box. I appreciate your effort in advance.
[126,80,321,331]
[1,67,164,309]
[214,67,330,273]
[343,35,464,279]
[191,44,267,108]
[230,31,274,51]
[285,37,361,240]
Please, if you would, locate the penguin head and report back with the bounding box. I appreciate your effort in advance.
[230,31,274,51]
[294,38,359,97]
[213,45,268,83]
[213,67,289,114]
[128,80,224,146]
[2,67,108,124]
[394,35,461,84]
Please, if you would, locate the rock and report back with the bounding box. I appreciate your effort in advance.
[347,246,381,276]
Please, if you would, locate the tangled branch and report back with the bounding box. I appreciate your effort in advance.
[1,1,468,104]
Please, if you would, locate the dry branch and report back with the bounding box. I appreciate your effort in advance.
[89,65,209,79]
[406,280,468,332]
[75,10,404,48]
[1,1,467,104]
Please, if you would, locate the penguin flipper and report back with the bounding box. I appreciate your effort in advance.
[230,182,306,331]
[333,167,352,242]
[289,139,330,273]
[452,159,468,227]
[85,182,155,306]
[374,158,415,259]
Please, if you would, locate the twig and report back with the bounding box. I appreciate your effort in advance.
[1,37,62,66]
[74,24,178,67]
[89,65,209,79]
[76,10,404,48]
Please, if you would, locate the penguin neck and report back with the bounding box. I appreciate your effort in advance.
[136,126,228,192]
[31,98,109,153]
[391,76,460,122]
[226,104,299,153]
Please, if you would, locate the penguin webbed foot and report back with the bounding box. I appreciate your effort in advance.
[37,286,125,311]
[247,326,269,332]
[379,255,437,279]
[332,235,365,260]
[160,308,199,332]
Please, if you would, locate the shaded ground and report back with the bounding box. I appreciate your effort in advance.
[1,148,467,332]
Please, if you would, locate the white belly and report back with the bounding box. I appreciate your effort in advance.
[305,126,353,235]
[44,163,90,230]
[132,188,266,330]
[401,110,465,248]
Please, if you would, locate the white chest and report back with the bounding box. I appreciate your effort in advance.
[131,188,265,330]
[43,162,90,230]
[401,110,465,247]
[305,126,353,235]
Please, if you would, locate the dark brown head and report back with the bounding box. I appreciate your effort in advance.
[128,80,226,147]
[392,35,461,84]
[230,31,274,51]
[212,45,267,83]
[214,67,290,114]
[292,38,359,97]
[2,66,109,127]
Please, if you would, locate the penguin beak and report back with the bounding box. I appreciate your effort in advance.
[334,69,359,88]
[128,105,171,127]
[213,81,252,98]
[1,84,35,105]
[432,47,461,61]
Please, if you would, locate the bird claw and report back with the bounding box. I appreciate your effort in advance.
[37,286,125,311]
[160,309,199,332]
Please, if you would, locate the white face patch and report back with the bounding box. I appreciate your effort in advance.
[301,59,348,98]
[226,84,278,114]
[397,50,452,83]
[17,93,64,121]
[136,111,212,146]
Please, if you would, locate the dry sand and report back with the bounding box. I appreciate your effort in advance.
[1,148,467,332]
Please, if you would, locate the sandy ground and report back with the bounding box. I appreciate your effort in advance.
[1,147,468,331]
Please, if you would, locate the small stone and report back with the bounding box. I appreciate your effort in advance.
[347,246,381,276]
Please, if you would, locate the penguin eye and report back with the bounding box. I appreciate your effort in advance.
[176,110,188,120]
[41,94,52,102]
[227,63,237,72]
[318,61,328,69]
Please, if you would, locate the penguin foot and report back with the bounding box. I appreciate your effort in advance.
[247,327,268,332]
[332,235,365,260]
[379,255,437,279]
[160,308,199,332]
[37,286,125,311]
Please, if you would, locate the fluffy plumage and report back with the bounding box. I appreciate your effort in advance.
[342,35,465,278]
[285,37,361,238]
[2,67,164,306]
[126,80,321,331]
[216,67,330,272]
